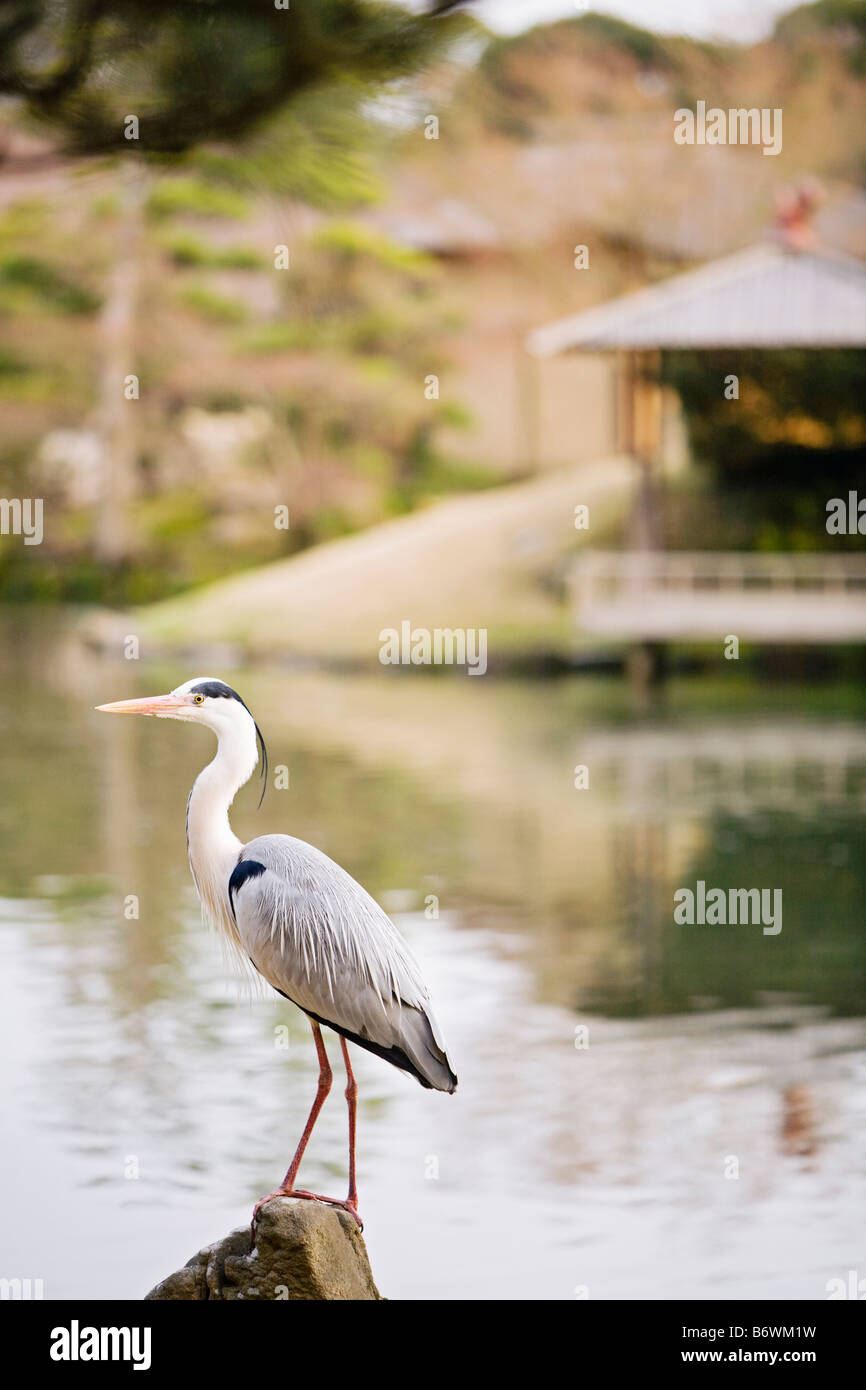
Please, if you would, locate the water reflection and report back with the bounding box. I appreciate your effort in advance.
[1,611,864,1299]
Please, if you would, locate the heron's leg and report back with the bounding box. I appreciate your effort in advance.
[290,1040,360,1224]
[250,1020,333,1244]
[280,1019,332,1192]
[340,1037,359,1210]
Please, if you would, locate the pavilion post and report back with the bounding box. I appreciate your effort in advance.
[518,344,541,473]
[626,348,665,693]
[630,348,663,551]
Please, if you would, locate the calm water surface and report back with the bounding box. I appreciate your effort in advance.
[1,611,864,1299]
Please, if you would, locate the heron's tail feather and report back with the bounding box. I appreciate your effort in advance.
[304,1003,458,1093]
[395,1006,458,1093]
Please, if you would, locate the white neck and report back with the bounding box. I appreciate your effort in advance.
[185,718,258,952]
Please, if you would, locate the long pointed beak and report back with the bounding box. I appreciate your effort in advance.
[95,693,186,717]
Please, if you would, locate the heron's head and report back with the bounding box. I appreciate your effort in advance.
[96,677,268,802]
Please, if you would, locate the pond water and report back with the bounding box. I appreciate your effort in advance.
[1,611,864,1299]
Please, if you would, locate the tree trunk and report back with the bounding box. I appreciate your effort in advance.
[95,160,146,562]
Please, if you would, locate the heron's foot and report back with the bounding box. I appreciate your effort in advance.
[289,1188,363,1231]
[249,1186,363,1249]
[249,1187,292,1249]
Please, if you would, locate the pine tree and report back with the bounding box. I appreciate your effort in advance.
[0,0,468,560]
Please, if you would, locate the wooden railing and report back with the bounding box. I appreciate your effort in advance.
[576,723,866,816]
[570,551,866,642]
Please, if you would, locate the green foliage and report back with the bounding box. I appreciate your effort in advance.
[0,1,480,605]
[135,490,211,541]
[312,220,431,273]
[0,0,465,154]
[157,232,263,269]
[237,321,319,354]
[0,551,181,605]
[0,346,28,377]
[475,12,682,139]
[480,11,674,86]
[191,84,388,211]
[386,421,493,512]
[88,192,120,220]
[575,12,674,69]
[0,352,65,401]
[437,400,473,429]
[356,356,399,383]
[659,809,866,1017]
[304,506,359,545]
[776,1,866,73]
[147,178,250,221]
[342,307,410,352]
[179,284,247,324]
[664,349,866,548]
[353,442,391,479]
[0,199,49,243]
[475,34,551,136]
[0,255,100,313]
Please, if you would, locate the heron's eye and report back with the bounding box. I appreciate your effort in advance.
[193,694,205,705]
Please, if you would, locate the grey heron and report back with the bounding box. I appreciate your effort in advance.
[96,677,457,1235]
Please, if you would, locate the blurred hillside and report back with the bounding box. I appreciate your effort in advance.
[1,3,865,602]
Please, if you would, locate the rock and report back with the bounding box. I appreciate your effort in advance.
[145,1198,382,1301]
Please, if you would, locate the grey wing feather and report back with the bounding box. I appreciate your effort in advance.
[230,834,457,1093]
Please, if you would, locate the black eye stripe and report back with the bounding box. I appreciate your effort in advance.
[190,680,237,700]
